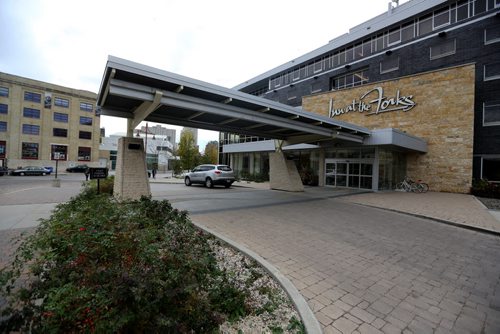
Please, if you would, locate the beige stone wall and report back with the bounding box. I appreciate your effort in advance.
[302,64,475,193]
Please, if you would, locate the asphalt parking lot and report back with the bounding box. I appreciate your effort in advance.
[1,176,499,333]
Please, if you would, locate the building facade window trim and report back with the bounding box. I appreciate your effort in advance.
[23,107,41,119]
[53,112,69,123]
[0,103,7,114]
[483,101,500,126]
[380,56,400,74]
[484,26,500,44]
[53,128,68,137]
[79,116,93,126]
[484,61,500,81]
[0,86,8,97]
[78,146,91,161]
[22,124,40,135]
[51,144,67,161]
[430,39,456,60]
[80,102,93,112]
[480,156,500,182]
[21,142,39,159]
[24,91,41,103]
[54,97,70,108]
[79,130,92,139]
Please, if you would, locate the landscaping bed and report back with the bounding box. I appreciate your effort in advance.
[0,182,304,333]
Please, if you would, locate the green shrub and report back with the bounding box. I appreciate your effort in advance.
[83,175,115,195]
[0,193,249,333]
[471,179,500,199]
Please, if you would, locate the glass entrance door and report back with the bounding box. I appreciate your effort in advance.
[325,160,373,189]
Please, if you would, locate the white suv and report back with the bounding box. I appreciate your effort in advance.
[184,164,235,188]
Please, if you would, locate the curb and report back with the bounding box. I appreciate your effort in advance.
[192,222,323,334]
[349,202,500,237]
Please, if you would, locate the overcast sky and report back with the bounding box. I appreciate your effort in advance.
[0,0,405,150]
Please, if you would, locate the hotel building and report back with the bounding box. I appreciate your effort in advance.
[222,0,500,193]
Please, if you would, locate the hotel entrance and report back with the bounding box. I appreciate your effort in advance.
[325,159,373,189]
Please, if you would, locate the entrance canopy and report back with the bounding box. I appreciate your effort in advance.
[97,56,372,145]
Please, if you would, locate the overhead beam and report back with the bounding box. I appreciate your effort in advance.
[219,118,238,125]
[188,111,206,120]
[127,90,163,136]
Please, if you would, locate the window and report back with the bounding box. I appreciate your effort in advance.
[0,141,5,158]
[0,121,6,132]
[354,43,363,60]
[433,8,450,29]
[0,86,8,97]
[483,101,500,126]
[22,124,40,135]
[482,158,500,181]
[54,112,69,123]
[54,97,69,108]
[51,145,67,160]
[388,28,401,46]
[23,107,40,119]
[418,15,433,36]
[80,102,93,112]
[311,82,322,94]
[78,147,91,161]
[475,0,487,14]
[53,128,68,137]
[80,116,93,126]
[430,39,456,60]
[485,25,500,44]
[456,0,469,21]
[362,39,372,58]
[331,69,369,90]
[401,22,415,42]
[380,57,400,73]
[79,131,92,139]
[345,47,354,63]
[314,59,323,73]
[292,69,300,81]
[287,89,297,101]
[0,103,7,114]
[24,91,41,103]
[484,62,500,80]
[22,142,39,159]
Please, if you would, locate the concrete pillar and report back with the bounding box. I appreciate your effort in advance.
[318,149,326,187]
[269,152,304,192]
[114,137,151,200]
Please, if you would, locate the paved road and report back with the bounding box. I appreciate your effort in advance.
[1,178,500,333]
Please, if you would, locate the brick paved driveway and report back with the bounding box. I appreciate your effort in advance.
[184,192,500,334]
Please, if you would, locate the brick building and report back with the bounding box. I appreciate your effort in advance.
[0,72,100,170]
[221,0,500,193]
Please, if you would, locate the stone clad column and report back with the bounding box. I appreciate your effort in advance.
[269,152,304,192]
[114,137,151,200]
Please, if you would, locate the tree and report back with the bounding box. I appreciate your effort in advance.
[177,130,200,171]
[203,141,219,164]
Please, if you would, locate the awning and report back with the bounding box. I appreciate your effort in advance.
[97,56,372,145]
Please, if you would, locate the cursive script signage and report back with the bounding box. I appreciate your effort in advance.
[329,86,416,118]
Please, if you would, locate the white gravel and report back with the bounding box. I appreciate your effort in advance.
[209,240,304,333]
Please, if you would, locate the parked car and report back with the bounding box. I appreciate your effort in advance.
[44,166,54,174]
[10,166,51,176]
[0,166,8,176]
[184,164,235,188]
[66,164,89,173]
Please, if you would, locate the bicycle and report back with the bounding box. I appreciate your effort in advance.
[395,176,429,193]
